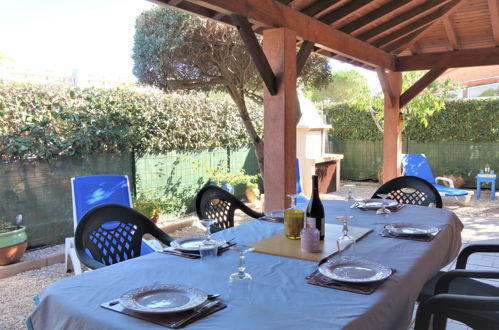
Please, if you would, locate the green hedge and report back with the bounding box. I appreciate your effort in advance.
[324,98,499,142]
[0,82,263,160]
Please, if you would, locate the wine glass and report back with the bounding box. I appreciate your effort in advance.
[344,184,356,202]
[336,216,355,257]
[376,194,391,215]
[199,219,219,259]
[228,245,255,305]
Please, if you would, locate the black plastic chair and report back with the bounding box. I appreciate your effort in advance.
[74,203,173,270]
[371,175,443,208]
[415,243,499,329]
[195,185,264,230]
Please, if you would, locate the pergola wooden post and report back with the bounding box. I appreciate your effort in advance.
[377,69,403,182]
[262,28,297,211]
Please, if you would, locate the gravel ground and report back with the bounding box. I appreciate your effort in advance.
[1,181,497,329]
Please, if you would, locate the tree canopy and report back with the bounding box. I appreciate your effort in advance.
[133,7,331,175]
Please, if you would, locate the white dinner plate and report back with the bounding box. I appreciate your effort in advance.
[318,257,392,283]
[360,199,398,210]
[385,223,439,237]
[170,236,226,252]
[119,284,207,314]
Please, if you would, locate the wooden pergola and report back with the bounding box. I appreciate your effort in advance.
[153,0,499,210]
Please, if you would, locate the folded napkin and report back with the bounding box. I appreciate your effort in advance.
[306,269,396,295]
[356,203,405,212]
[101,298,226,328]
[380,226,441,242]
[160,241,237,259]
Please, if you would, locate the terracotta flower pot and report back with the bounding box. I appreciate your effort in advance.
[443,175,465,188]
[0,226,28,266]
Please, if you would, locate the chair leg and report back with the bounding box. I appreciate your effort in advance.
[68,247,83,275]
[64,237,72,272]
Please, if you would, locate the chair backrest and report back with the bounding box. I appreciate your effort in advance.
[401,154,436,184]
[196,185,264,229]
[372,175,443,208]
[71,174,132,231]
[74,204,173,269]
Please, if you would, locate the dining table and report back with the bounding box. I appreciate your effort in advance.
[28,200,463,330]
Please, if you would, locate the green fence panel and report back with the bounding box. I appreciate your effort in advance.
[331,139,499,187]
[0,154,133,248]
[135,147,260,216]
[328,139,383,181]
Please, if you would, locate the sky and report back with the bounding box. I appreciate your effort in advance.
[0,0,153,81]
[0,0,379,90]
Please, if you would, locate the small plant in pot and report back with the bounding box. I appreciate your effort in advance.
[0,215,27,266]
[442,167,467,188]
[133,191,162,224]
[209,168,260,201]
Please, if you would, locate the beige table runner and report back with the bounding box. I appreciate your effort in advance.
[250,223,373,262]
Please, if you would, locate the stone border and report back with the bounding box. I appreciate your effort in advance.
[0,251,64,279]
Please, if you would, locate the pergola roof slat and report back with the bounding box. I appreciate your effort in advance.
[155,0,499,72]
[191,0,395,69]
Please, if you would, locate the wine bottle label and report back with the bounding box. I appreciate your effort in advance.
[305,217,315,228]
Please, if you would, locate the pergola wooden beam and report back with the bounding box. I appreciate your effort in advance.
[376,67,398,108]
[356,0,448,42]
[488,0,499,45]
[443,18,459,50]
[296,40,315,76]
[231,14,277,95]
[301,0,341,17]
[400,68,447,108]
[396,47,499,71]
[399,0,467,54]
[194,0,395,69]
[383,26,428,53]
[320,0,375,25]
[339,0,413,34]
[372,10,440,48]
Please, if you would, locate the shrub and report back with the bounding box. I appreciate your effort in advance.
[0,82,263,160]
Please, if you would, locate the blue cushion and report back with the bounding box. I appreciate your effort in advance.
[434,184,468,196]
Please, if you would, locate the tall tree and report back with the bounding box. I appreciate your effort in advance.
[132,7,331,176]
[305,70,370,103]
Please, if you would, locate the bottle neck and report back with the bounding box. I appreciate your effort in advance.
[311,175,319,195]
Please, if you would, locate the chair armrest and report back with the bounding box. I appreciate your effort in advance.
[456,243,499,269]
[435,269,499,294]
[435,176,454,188]
[149,225,174,247]
[415,293,499,330]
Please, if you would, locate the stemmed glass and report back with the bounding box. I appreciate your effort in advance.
[199,219,219,259]
[228,245,255,305]
[376,194,391,215]
[336,216,355,257]
[344,184,356,202]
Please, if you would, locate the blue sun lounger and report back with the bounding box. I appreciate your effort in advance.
[402,154,472,203]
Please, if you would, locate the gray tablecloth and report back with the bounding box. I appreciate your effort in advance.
[29,200,463,330]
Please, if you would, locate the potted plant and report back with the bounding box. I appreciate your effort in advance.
[442,167,467,188]
[133,191,163,224]
[209,168,260,200]
[0,216,27,266]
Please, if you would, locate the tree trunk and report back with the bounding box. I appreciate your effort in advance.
[226,86,265,178]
